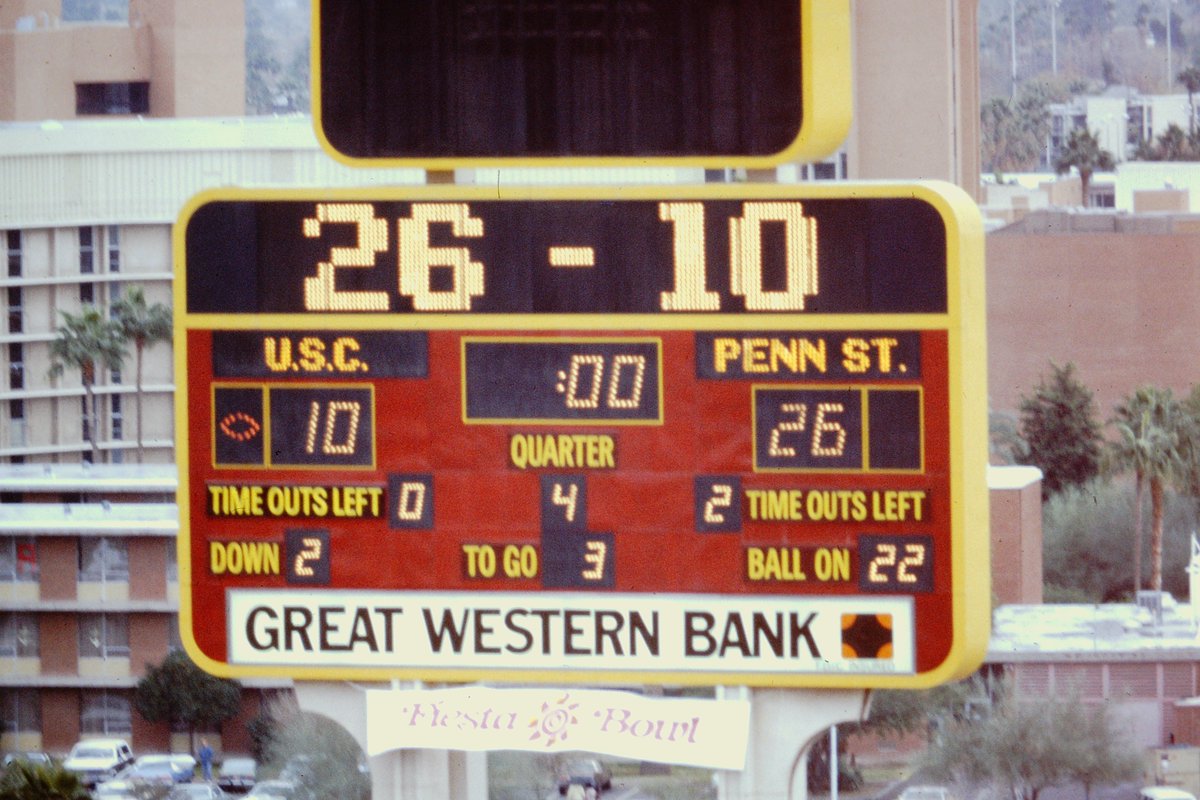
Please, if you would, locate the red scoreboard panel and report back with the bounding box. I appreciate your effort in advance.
[175,183,989,687]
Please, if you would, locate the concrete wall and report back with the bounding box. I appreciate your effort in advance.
[849,0,980,195]
[989,466,1044,606]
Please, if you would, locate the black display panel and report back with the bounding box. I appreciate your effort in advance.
[212,331,428,379]
[463,339,661,422]
[318,0,803,159]
[184,199,948,315]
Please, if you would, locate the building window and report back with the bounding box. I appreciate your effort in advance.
[0,537,38,582]
[7,287,21,334]
[0,613,38,658]
[75,82,150,116]
[80,397,91,456]
[1,689,42,737]
[78,614,130,660]
[79,538,129,583]
[9,342,23,391]
[5,231,20,278]
[80,283,95,304]
[107,226,121,272]
[9,399,24,421]
[111,394,122,441]
[167,614,181,652]
[80,690,131,735]
[79,227,94,273]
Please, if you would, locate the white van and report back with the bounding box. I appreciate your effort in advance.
[62,737,134,788]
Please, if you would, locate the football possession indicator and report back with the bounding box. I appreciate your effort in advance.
[175,183,989,688]
[313,0,851,166]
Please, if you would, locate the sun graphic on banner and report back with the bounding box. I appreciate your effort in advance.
[528,694,580,746]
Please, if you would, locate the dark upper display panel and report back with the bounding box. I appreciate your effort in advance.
[318,0,804,159]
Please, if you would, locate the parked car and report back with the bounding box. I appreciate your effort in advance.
[168,782,228,800]
[1139,788,1198,800]
[216,757,257,794]
[116,753,197,784]
[62,738,134,788]
[242,779,310,800]
[2,751,52,771]
[898,786,954,800]
[556,759,612,793]
[93,781,141,800]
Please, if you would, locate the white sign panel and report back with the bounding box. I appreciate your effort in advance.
[227,590,914,677]
[364,686,752,769]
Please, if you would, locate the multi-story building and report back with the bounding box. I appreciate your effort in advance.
[0,116,427,465]
[0,462,290,753]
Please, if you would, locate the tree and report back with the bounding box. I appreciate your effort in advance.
[1043,479,1198,602]
[982,83,1060,174]
[134,650,242,749]
[1179,65,1200,137]
[48,305,126,462]
[1109,386,1185,592]
[1176,385,1200,514]
[0,760,89,800]
[112,286,172,463]
[255,695,370,800]
[1018,362,1103,499]
[1054,129,1115,207]
[922,690,1139,800]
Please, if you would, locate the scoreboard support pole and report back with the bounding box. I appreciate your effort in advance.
[716,687,870,800]
[293,681,867,800]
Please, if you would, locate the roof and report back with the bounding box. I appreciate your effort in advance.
[988,599,1200,663]
[0,502,177,535]
[0,463,177,492]
[987,464,1042,490]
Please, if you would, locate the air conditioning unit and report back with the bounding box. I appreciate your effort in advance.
[9,419,26,448]
[1136,590,1166,626]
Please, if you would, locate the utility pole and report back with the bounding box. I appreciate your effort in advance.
[1011,0,1019,97]
[1168,0,1174,91]
[1050,0,1058,75]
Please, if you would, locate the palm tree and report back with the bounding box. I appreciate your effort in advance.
[112,286,173,462]
[1179,65,1200,137]
[1054,129,1116,207]
[1109,386,1183,593]
[48,305,126,462]
[0,759,89,800]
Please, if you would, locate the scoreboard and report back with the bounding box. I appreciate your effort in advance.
[175,183,989,687]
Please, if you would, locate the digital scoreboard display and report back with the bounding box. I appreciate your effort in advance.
[313,0,851,166]
[176,183,989,687]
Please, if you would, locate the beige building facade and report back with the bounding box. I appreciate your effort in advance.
[0,0,244,121]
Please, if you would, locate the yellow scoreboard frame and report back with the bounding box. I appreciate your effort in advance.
[174,181,988,688]
[312,0,852,168]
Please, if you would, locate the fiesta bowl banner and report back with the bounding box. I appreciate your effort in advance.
[364,686,751,770]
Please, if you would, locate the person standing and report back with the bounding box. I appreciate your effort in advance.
[198,738,214,781]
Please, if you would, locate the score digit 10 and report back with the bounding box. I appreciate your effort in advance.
[214,385,374,468]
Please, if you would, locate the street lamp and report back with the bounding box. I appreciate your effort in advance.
[1168,0,1176,92]
[1051,0,1059,76]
